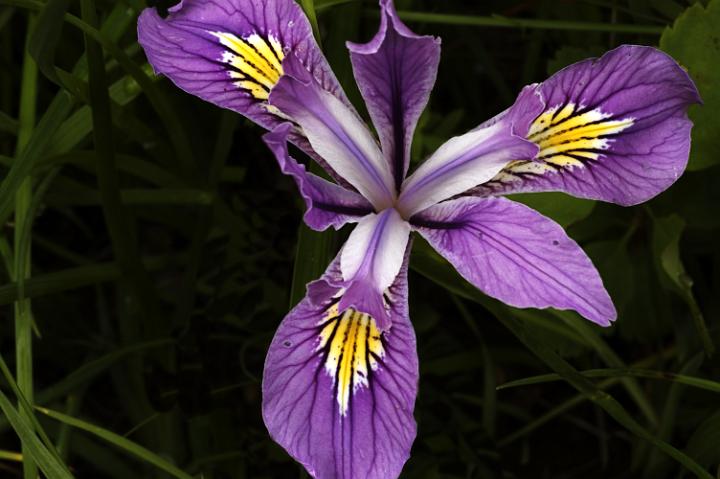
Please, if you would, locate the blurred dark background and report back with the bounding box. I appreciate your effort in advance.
[0,0,718,478]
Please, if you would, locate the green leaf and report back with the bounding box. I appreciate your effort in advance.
[650,0,685,20]
[685,409,720,469]
[0,392,75,479]
[498,367,720,393]
[0,110,18,134]
[36,407,194,479]
[0,91,73,227]
[392,10,665,33]
[289,194,337,306]
[660,0,720,170]
[27,0,70,83]
[299,0,322,47]
[652,215,714,355]
[0,354,75,479]
[552,310,659,427]
[412,243,713,478]
[0,255,180,306]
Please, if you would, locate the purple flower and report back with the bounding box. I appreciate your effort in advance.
[138,1,700,477]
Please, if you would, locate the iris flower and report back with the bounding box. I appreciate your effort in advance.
[138,0,699,477]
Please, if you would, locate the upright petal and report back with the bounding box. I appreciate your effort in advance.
[476,45,701,206]
[338,208,411,329]
[347,0,441,189]
[413,196,616,326]
[263,249,418,479]
[137,0,349,175]
[396,89,541,217]
[263,123,374,230]
[270,55,397,209]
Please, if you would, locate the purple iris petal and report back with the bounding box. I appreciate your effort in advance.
[137,0,350,181]
[263,123,374,230]
[339,208,411,330]
[347,0,441,189]
[270,54,397,210]
[396,91,541,216]
[263,249,418,479]
[413,196,616,326]
[474,45,701,206]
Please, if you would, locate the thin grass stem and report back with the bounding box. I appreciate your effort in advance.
[14,12,38,479]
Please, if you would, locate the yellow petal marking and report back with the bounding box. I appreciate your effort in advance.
[236,81,269,100]
[247,34,284,73]
[318,306,385,416]
[496,103,634,181]
[209,31,285,100]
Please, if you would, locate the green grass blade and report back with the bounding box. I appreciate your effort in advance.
[13,12,38,479]
[0,0,196,178]
[36,340,175,407]
[413,250,714,479]
[493,310,711,478]
[0,90,73,227]
[652,214,714,356]
[451,295,497,438]
[496,349,675,446]
[555,311,659,427]
[36,407,195,479]
[0,110,18,134]
[289,222,337,307]
[0,392,74,479]
[392,10,665,34]
[0,339,176,439]
[0,354,75,478]
[0,255,181,306]
[643,355,704,475]
[43,186,214,206]
[0,450,22,461]
[27,0,69,83]
[498,367,720,393]
[80,0,165,343]
[300,0,322,47]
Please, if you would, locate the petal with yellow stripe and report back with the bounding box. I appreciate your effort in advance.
[473,45,700,205]
[137,0,351,182]
[263,250,417,479]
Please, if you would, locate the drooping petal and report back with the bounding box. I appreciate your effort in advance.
[396,89,541,217]
[263,123,374,230]
[137,0,349,178]
[475,45,701,206]
[338,208,411,329]
[413,196,616,326]
[347,0,441,189]
[263,249,417,479]
[270,55,397,209]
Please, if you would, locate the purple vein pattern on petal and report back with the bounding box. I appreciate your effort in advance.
[413,196,616,326]
[137,0,350,180]
[270,55,396,209]
[138,0,348,124]
[475,45,701,206]
[263,249,418,479]
[263,123,374,230]
[397,113,539,217]
[339,208,411,329]
[347,0,441,189]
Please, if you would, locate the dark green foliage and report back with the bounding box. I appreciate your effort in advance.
[1,0,719,478]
